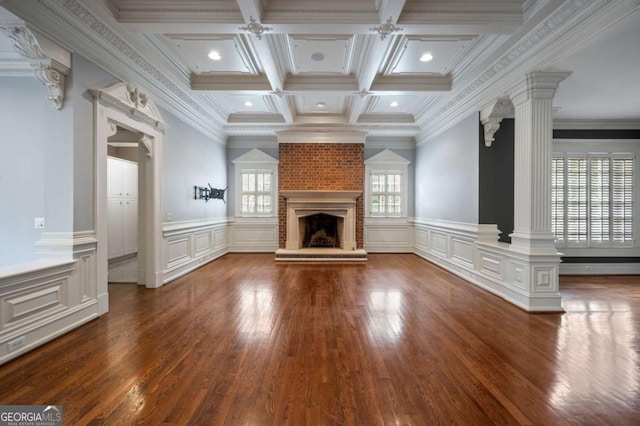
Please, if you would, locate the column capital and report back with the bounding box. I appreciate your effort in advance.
[508,71,571,106]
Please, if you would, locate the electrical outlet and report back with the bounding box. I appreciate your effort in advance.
[7,336,25,352]
[34,217,45,229]
[166,213,173,222]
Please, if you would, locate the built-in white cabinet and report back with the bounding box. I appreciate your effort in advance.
[108,157,138,259]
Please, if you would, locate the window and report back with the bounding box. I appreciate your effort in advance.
[365,149,410,218]
[232,149,278,217]
[552,154,633,247]
[371,171,402,215]
[241,171,272,214]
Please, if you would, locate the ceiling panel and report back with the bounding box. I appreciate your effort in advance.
[289,35,353,75]
[295,94,348,115]
[166,34,258,74]
[367,95,422,114]
[223,94,273,113]
[385,36,472,75]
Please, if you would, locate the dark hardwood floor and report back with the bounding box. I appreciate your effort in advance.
[1,254,639,425]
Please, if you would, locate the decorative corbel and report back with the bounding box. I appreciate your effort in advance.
[139,136,153,158]
[0,25,70,110]
[480,97,514,147]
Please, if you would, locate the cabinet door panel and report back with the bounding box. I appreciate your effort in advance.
[123,199,138,254]
[108,198,124,258]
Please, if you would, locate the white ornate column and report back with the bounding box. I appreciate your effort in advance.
[501,71,570,312]
[509,72,570,252]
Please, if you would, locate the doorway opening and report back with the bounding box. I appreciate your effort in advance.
[107,127,141,283]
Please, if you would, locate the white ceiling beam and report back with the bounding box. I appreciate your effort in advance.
[235,0,264,23]
[191,74,272,91]
[377,0,406,24]
[249,37,294,123]
[370,75,452,93]
[117,21,519,36]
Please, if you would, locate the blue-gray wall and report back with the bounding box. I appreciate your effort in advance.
[162,110,227,222]
[415,113,480,223]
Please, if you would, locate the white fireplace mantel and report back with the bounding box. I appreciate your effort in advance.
[281,190,361,251]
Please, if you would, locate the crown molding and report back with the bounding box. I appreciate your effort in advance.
[1,0,227,142]
[276,128,368,144]
[416,0,640,146]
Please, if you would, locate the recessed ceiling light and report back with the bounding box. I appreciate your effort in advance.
[390,101,399,107]
[316,102,326,108]
[311,52,325,62]
[420,53,433,63]
[244,101,253,107]
[208,50,221,61]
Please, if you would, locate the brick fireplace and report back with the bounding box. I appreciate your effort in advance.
[277,142,365,258]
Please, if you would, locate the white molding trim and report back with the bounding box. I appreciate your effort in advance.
[276,128,367,144]
[417,0,640,145]
[162,218,230,283]
[412,219,563,312]
[560,263,640,275]
[0,231,99,364]
[364,217,414,253]
[93,82,166,295]
[229,217,279,252]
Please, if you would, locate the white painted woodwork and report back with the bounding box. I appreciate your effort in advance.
[412,219,563,312]
[0,232,99,364]
[162,218,230,283]
[93,83,166,294]
[229,217,279,252]
[508,72,570,252]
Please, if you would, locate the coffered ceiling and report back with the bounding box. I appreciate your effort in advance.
[1,0,639,143]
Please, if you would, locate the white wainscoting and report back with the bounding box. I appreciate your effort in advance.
[364,218,414,252]
[162,218,230,283]
[229,217,279,252]
[0,232,100,365]
[412,219,563,312]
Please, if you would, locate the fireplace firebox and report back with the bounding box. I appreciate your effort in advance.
[301,213,340,248]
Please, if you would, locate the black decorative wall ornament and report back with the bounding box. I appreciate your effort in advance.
[194,184,227,203]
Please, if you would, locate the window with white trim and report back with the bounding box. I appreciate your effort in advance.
[232,149,278,217]
[370,171,402,215]
[552,153,633,247]
[365,149,410,218]
[241,170,272,214]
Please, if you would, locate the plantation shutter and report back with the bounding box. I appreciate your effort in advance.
[551,157,565,243]
[566,156,588,245]
[612,157,633,244]
[589,156,610,244]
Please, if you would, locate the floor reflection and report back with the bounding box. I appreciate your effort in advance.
[366,290,404,343]
[237,284,275,339]
[551,297,639,412]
